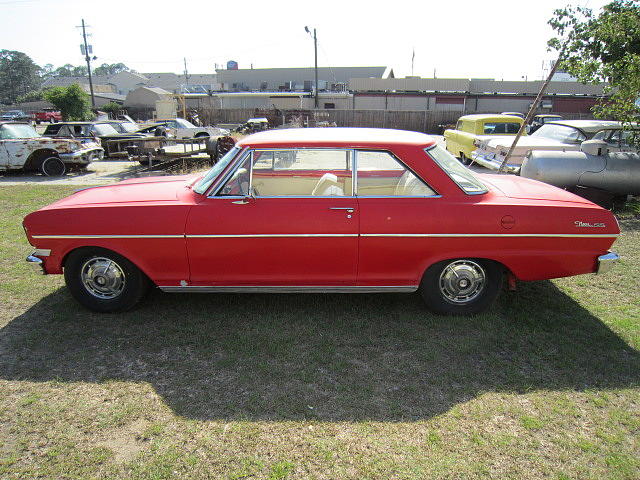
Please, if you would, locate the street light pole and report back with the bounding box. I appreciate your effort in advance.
[305,26,319,109]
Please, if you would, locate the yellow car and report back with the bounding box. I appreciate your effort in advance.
[444,114,525,165]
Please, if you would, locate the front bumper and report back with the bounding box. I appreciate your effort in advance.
[471,152,521,173]
[26,249,51,275]
[597,251,619,274]
[59,147,104,165]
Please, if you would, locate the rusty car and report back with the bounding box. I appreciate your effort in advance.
[1,122,103,176]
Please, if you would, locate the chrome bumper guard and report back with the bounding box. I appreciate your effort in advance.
[597,251,619,274]
[26,249,50,275]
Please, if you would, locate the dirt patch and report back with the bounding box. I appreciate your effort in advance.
[94,418,151,464]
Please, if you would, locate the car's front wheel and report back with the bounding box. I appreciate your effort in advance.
[419,258,503,315]
[64,247,149,312]
[40,156,66,176]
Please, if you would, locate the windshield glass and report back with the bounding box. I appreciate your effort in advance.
[532,124,586,143]
[193,146,242,194]
[0,123,39,139]
[176,118,196,129]
[425,145,488,195]
[119,122,138,133]
[92,124,119,136]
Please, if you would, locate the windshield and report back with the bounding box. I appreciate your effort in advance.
[119,122,138,133]
[92,124,119,136]
[532,124,586,143]
[176,118,196,129]
[425,145,488,195]
[0,123,39,139]
[193,146,242,194]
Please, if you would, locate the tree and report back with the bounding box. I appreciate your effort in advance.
[548,0,640,126]
[93,63,130,76]
[0,50,42,104]
[44,84,92,121]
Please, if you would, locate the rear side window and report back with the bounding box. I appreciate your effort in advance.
[357,150,436,197]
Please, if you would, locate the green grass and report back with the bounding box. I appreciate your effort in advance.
[1,185,639,479]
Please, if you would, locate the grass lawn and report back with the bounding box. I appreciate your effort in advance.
[0,185,638,480]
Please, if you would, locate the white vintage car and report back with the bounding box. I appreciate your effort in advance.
[471,120,631,173]
[155,118,229,139]
[0,122,103,176]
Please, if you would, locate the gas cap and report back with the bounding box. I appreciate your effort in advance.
[501,215,515,229]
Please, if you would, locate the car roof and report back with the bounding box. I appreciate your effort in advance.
[546,120,623,132]
[237,127,437,149]
[458,114,524,122]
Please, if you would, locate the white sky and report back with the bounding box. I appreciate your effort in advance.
[1,0,610,81]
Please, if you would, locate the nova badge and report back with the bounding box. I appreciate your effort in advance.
[575,221,606,228]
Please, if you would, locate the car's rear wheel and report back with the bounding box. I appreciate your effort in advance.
[194,132,209,138]
[40,156,66,176]
[64,247,149,312]
[419,258,503,315]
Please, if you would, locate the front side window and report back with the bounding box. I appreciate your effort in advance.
[356,150,436,196]
[193,145,242,194]
[247,149,353,197]
[426,145,488,195]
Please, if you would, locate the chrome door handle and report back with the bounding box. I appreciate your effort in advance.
[329,207,354,212]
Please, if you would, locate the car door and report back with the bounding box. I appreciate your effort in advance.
[355,150,444,287]
[185,148,359,287]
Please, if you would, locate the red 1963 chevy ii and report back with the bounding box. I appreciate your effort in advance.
[23,128,619,315]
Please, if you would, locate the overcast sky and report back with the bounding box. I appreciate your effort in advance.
[1,0,610,80]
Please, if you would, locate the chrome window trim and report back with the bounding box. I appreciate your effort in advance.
[425,145,488,195]
[252,147,355,197]
[354,149,439,197]
[206,147,251,198]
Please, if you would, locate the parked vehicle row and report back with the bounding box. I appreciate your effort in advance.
[443,113,639,207]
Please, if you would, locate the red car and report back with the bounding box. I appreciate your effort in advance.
[23,128,620,315]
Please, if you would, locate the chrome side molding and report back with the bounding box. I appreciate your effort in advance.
[158,285,418,293]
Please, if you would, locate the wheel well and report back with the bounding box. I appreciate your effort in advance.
[421,257,508,281]
[62,246,155,285]
[25,149,60,171]
[194,132,210,138]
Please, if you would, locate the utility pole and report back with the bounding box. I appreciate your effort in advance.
[80,19,95,108]
[305,26,319,109]
[183,57,190,85]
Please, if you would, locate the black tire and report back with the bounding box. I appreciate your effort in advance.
[40,156,66,176]
[64,247,149,313]
[459,152,472,166]
[419,258,503,315]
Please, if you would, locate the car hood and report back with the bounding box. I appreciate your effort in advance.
[478,173,594,204]
[41,175,196,209]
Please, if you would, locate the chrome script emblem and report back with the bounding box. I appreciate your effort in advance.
[575,221,606,228]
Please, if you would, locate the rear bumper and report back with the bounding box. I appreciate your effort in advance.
[471,152,521,173]
[597,251,619,274]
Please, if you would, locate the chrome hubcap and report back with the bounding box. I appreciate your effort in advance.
[80,257,126,299]
[439,260,486,304]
